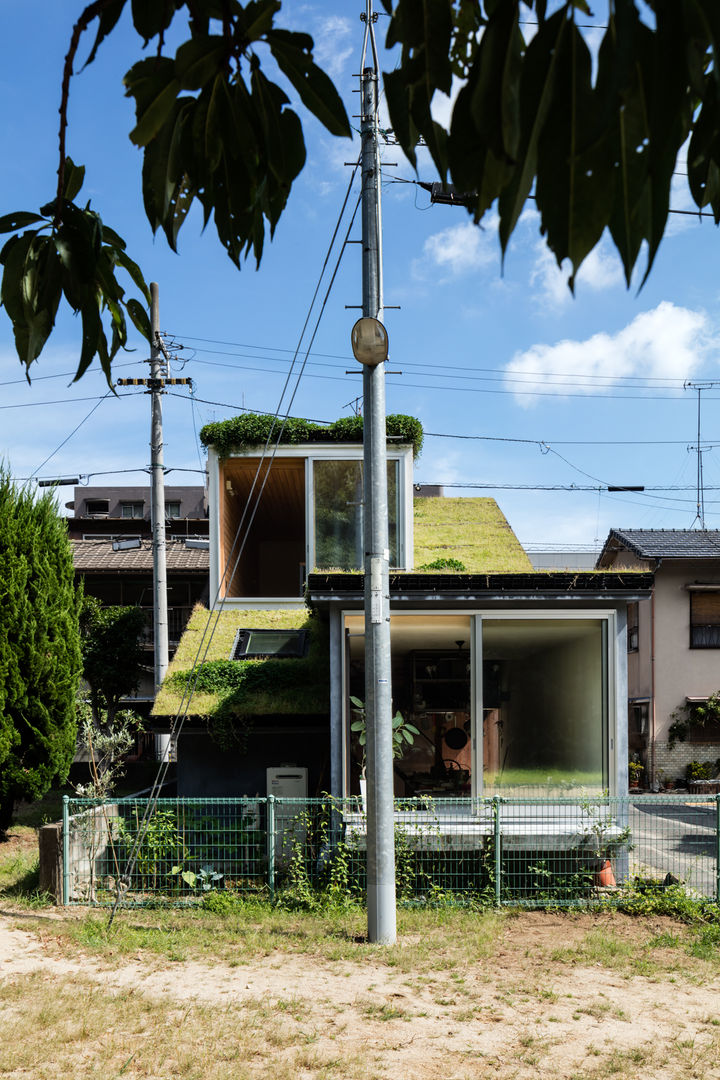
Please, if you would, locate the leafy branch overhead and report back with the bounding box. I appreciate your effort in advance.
[381,0,720,289]
[0,0,350,381]
[4,0,720,380]
[0,159,151,383]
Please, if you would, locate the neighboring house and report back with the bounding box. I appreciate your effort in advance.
[597,529,720,785]
[153,416,652,800]
[69,485,210,704]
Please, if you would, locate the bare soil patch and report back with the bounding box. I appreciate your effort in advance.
[2,908,720,1079]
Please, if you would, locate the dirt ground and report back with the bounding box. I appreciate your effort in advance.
[2,903,720,1079]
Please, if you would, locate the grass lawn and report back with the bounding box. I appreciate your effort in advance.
[3,815,720,1079]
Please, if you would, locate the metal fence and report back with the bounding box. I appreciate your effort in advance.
[61,794,720,908]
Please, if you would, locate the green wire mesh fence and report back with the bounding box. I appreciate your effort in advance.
[61,794,720,908]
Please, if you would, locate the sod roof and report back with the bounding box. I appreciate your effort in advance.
[153,606,329,719]
[413,497,532,573]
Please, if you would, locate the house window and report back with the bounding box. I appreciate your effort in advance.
[166,501,181,519]
[627,602,639,652]
[344,611,611,798]
[690,590,720,648]
[85,499,109,516]
[231,628,308,659]
[313,459,399,570]
[121,502,144,519]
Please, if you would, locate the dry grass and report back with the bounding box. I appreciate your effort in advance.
[3,906,720,1079]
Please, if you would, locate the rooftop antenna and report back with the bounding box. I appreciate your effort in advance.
[685,381,716,530]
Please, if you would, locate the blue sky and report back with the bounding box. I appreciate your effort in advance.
[2,1,720,551]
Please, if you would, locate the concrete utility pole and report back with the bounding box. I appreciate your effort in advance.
[117,286,191,707]
[149,282,169,692]
[354,0,396,945]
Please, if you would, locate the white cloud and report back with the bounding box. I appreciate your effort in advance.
[415,218,500,280]
[312,16,354,81]
[530,239,624,306]
[505,301,711,407]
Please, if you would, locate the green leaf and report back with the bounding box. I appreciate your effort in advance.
[131,0,177,45]
[114,248,151,305]
[498,10,567,256]
[266,29,351,137]
[61,157,86,202]
[534,19,611,287]
[124,56,180,142]
[174,36,226,91]
[127,73,182,147]
[0,212,46,234]
[126,297,151,340]
[82,0,127,68]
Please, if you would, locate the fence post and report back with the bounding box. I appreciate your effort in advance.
[493,796,502,907]
[267,795,276,900]
[716,795,720,903]
[62,795,69,907]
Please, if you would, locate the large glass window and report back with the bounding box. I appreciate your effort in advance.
[344,612,610,798]
[314,460,398,570]
[481,618,606,795]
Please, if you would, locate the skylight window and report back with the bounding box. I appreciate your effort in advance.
[231,629,308,660]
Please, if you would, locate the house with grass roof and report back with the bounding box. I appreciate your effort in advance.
[153,414,652,800]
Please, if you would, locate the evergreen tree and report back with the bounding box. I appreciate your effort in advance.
[79,596,147,730]
[0,471,82,836]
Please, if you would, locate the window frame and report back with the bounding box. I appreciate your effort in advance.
[230,627,308,660]
[121,501,145,520]
[688,587,720,650]
[626,601,639,653]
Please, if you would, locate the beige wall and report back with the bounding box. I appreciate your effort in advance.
[652,559,720,741]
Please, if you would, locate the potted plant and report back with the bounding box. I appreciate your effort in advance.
[628,759,644,791]
[350,696,419,804]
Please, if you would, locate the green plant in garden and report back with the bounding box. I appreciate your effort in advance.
[0,468,82,836]
[80,597,147,728]
[669,692,720,749]
[349,696,420,776]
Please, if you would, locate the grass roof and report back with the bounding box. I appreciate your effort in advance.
[153,606,329,719]
[413,497,533,573]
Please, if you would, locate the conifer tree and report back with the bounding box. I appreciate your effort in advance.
[0,471,82,836]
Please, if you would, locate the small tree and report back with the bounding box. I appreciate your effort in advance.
[79,597,147,731]
[0,470,82,836]
[73,696,144,800]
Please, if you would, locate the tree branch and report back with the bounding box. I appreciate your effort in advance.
[56,0,121,226]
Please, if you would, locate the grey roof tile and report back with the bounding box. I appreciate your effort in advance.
[72,538,209,572]
[602,529,720,560]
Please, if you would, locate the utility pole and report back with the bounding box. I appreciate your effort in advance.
[116,283,191,705]
[353,0,396,945]
[149,283,169,692]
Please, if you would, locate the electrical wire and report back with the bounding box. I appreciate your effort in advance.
[30,391,114,480]
[108,162,364,928]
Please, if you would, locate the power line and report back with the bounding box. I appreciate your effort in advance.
[173,333,699,387]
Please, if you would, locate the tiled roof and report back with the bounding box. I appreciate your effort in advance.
[72,538,209,572]
[600,529,720,561]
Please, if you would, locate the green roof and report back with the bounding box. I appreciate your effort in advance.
[413,497,532,573]
[153,606,329,719]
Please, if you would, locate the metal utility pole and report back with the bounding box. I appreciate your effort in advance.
[353,0,396,945]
